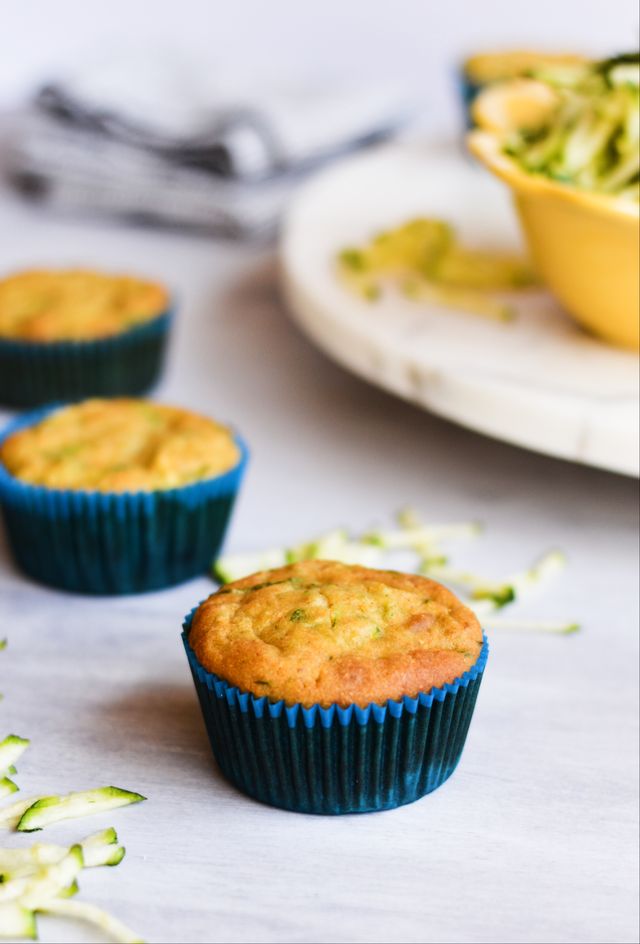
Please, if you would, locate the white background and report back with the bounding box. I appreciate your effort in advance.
[1,0,639,129]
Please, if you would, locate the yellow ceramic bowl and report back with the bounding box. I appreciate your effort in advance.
[468,92,640,351]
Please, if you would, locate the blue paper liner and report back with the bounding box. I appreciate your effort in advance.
[458,66,483,129]
[0,309,173,408]
[182,607,488,814]
[0,406,248,595]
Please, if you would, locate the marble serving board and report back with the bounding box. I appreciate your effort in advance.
[281,140,639,477]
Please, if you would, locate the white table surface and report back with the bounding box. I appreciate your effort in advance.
[0,190,638,944]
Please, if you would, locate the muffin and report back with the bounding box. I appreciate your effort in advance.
[183,560,488,814]
[459,50,587,127]
[0,268,173,407]
[0,399,248,594]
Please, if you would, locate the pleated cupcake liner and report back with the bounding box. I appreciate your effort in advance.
[458,69,482,129]
[0,406,249,595]
[183,607,488,815]
[0,309,173,409]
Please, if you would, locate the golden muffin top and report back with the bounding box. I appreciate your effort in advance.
[0,398,240,492]
[0,269,169,341]
[464,50,587,84]
[189,560,483,708]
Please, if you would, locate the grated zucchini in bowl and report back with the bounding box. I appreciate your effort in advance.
[504,52,640,202]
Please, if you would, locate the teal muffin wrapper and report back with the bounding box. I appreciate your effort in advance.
[183,608,488,815]
[0,406,248,595]
[0,310,172,408]
[458,69,483,128]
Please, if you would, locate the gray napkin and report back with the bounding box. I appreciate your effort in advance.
[7,56,412,238]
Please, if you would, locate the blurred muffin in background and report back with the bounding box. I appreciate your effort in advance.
[0,398,248,594]
[459,49,588,126]
[0,268,173,407]
[0,269,168,342]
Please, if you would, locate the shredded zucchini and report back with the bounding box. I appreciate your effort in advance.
[505,52,640,201]
[0,635,141,943]
[0,798,39,831]
[39,899,144,944]
[337,216,536,316]
[214,513,481,583]
[363,519,482,554]
[402,279,517,322]
[481,617,580,634]
[0,780,18,800]
[0,902,36,939]
[214,511,578,635]
[424,549,566,607]
[80,827,125,867]
[0,737,29,781]
[0,829,124,881]
[0,847,83,908]
[214,547,289,584]
[0,827,132,941]
[16,787,146,833]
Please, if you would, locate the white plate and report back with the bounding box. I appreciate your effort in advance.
[281,140,639,477]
